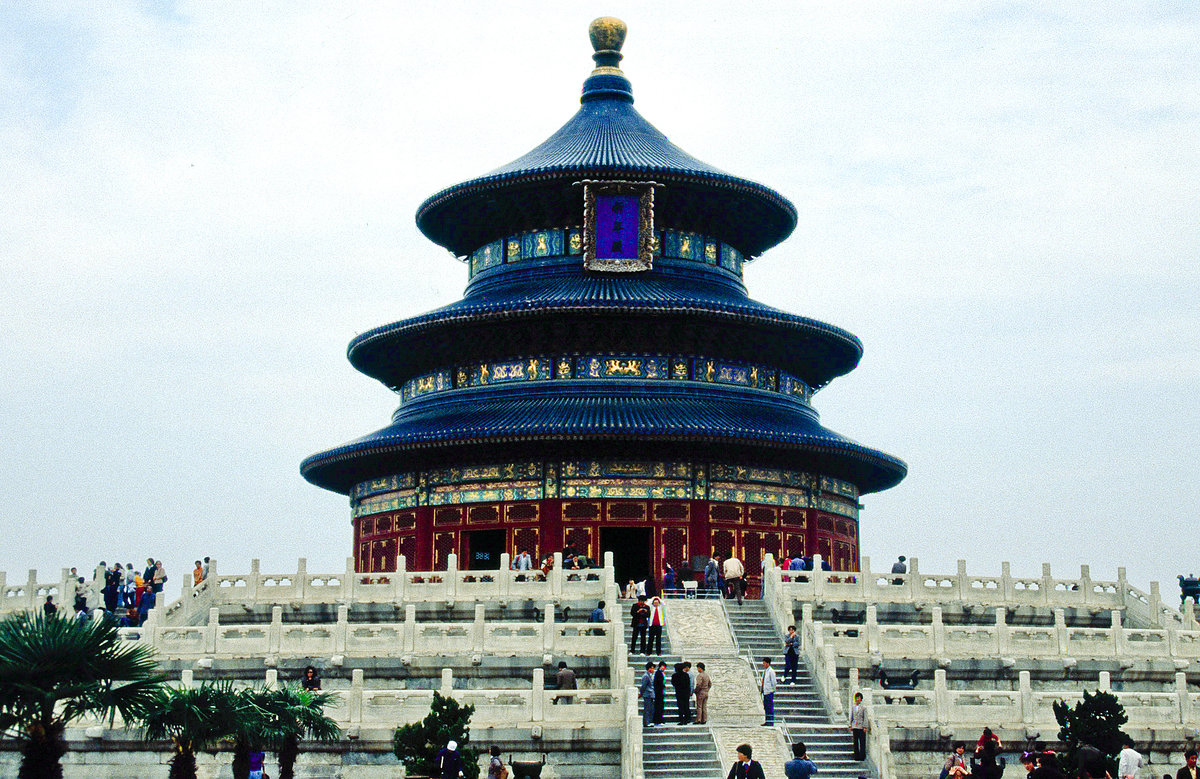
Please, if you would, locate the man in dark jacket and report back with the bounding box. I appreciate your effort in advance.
[630,596,650,654]
[435,740,464,779]
[727,743,766,779]
[653,661,667,724]
[1176,749,1198,779]
[671,662,692,724]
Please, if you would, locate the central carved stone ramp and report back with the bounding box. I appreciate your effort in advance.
[643,727,725,779]
[726,599,871,779]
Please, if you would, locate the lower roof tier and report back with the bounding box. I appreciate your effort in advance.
[300,382,906,495]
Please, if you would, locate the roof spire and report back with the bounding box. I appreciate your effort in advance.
[582,17,633,104]
[588,17,627,75]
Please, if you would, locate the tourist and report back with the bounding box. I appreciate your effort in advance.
[119,607,139,628]
[975,734,1002,779]
[74,604,89,623]
[647,596,666,655]
[704,555,719,593]
[555,660,576,704]
[487,745,506,779]
[635,579,647,599]
[1118,738,1142,779]
[849,691,869,760]
[790,556,807,571]
[102,564,121,612]
[301,666,321,691]
[137,586,156,624]
[724,554,745,604]
[630,595,650,654]
[134,569,146,608]
[142,558,156,589]
[891,555,907,584]
[760,657,776,726]
[653,661,666,724]
[783,625,800,683]
[726,743,766,779]
[671,662,692,724]
[639,661,655,728]
[193,561,204,586]
[435,740,464,779]
[1020,752,1037,776]
[943,743,970,779]
[1031,751,1065,779]
[201,556,211,580]
[686,660,697,710]
[589,600,606,622]
[785,741,819,779]
[975,727,1002,754]
[694,662,711,724]
[74,576,88,611]
[43,596,57,617]
[248,749,266,779]
[663,564,676,593]
[514,549,532,571]
[124,564,137,607]
[1176,749,1197,779]
[152,560,167,593]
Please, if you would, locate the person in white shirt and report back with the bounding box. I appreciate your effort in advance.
[760,657,777,726]
[724,556,746,604]
[1118,739,1142,779]
[647,596,666,655]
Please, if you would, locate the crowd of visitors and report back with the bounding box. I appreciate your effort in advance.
[42,556,210,628]
[638,658,712,727]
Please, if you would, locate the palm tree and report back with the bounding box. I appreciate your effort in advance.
[140,681,249,779]
[256,685,340,779]
[0,610,163,779]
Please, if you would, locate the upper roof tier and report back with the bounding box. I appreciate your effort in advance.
[415,18,798,260]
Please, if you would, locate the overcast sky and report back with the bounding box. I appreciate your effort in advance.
[1,3,1196,599]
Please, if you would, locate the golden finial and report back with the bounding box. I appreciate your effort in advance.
[588,17,627,76]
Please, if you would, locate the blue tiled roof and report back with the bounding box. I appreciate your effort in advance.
[300,383,907,495]
[347,272,863,389]
[415,72,797,258]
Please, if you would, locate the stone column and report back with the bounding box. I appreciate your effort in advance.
[447,553,458,600]
[181,669,194,689]
[813,554,826,598]
[1054,608,1067,655]
[248,558,260,601]
[1177,671,1191,724]
[551,552,564,597]
[295,557,308,601]
[933,668,949,726]
[1041,563,1054,607]
[205,608,219,655]
[532,668,545,722]
[349,669,363,724]
[269,606,283,654]
[473,604,486,653]
[265,669,278,689]
[440,667,453,694]
[1019,670,1033,726]
[1079,564,1092,607]
[602,550,615,598]
[396,554,407,602]
[1098,671,1111,691]
[932,606,946,658]
[1110,610,1123,657]
[955,560,969,602]
[335,605,349,654]
[499,553,511,597]
[403,604,416,652]
[1148,581,1162,627]
[1001,562,1014,603]
[543,601,556,652]
[866,604,879,654]
[344,557,357,602]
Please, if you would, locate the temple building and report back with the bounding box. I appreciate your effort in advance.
[300,18,906,590]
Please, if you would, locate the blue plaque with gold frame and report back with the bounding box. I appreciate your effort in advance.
[580,180,657,272]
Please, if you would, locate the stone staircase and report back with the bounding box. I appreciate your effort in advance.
[725,599,871,779]
[642,727,725,779]
[617,599,724,779]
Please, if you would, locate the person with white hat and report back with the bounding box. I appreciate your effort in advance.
[436,740,464,779]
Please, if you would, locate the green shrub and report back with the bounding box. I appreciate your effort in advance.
[392,692,479,779]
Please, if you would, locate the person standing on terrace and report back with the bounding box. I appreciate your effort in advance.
[1176,749,1197,779]
[193,561,204,586]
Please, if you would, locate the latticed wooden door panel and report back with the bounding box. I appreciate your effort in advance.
[433,532,457,571]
